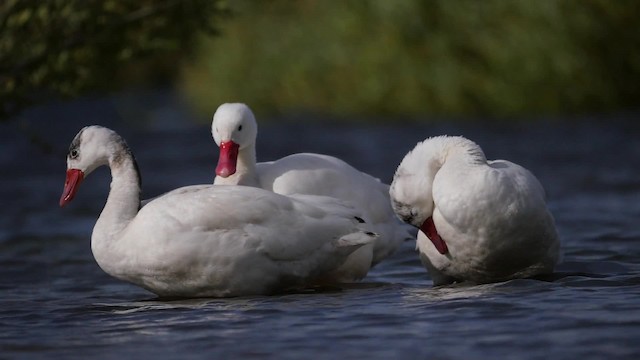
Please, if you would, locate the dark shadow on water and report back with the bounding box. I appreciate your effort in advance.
[531,271,609,282]
[128,281,393,303]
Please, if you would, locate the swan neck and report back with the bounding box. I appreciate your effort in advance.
[105,155,141,225]
[91,151,141,268]
[237,142,257,175]
[217,142,260,186]
[445,140,486,165]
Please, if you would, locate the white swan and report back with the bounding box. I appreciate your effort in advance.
[390,135,560,286]
[211,103,414,281]
[59,125,377,298]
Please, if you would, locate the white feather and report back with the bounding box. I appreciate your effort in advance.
[390,135,561,285]
[62,126,376,298]
[211,103,414,281]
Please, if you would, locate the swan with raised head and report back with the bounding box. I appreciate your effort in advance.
[59,125,377,298]
[211,103,414,281]
[390,135,560,286]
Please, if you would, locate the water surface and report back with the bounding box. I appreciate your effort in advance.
[2,97,640,359]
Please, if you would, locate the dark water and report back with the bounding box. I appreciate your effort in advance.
[2,94,640,359]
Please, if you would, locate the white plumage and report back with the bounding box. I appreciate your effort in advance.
[60,126,376,297]
[390,135,561,286]
[211,103,414,281]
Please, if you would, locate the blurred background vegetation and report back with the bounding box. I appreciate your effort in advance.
[181,0,640,119]
[3,0,640,122]
[1,0,227,121]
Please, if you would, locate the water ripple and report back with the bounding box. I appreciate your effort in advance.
[2,119,640,359]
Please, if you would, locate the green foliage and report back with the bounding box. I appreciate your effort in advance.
[0,0,228,120]
[180,0,640,119]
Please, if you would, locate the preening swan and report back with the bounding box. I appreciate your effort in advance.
[211,103,414,281]
[390,135,560,286]
[59,126,376,298]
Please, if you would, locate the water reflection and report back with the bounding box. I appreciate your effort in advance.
[402,282,504,302]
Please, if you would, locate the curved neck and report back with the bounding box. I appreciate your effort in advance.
[417,136,487,169]
[445,139,486,165]
[91,151,142,271]
[237,143,257,177]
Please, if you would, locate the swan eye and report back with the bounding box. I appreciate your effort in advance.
[70,149,79,159]
[238,125,243,131]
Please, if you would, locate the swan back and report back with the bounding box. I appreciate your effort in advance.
[106,185,377,297]
[258,153,414,265]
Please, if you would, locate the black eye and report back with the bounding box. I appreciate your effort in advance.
[238,125,243,131]
[70,149,79,159]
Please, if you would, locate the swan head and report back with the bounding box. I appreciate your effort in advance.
[389,160,437,229]
[59,126,129,207]
[390,165,451,254]
[390,135,486,227]
[390,136,487,255]
[211,103,258,178]
[389,140,446,254]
